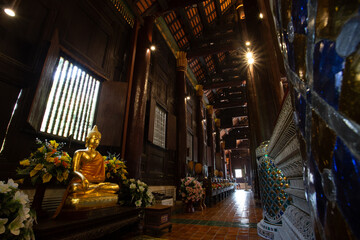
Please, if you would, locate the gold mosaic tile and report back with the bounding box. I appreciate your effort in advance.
[339,49,360,125]
[311,110,336,172]
[315,0,359,40]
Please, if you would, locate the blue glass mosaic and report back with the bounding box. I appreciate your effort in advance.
[284,31,295,71]
[294,91,306,136]
[332,138,360,239]
[292,0,308,34]
[313,40,345,110]
[309,156,327,225]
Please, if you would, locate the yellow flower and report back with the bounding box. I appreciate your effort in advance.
[46,157,54,163]
[34,163,44,170]
[42,173,52,183]
[103,156,107,160]
[113,157,117,161]
[30,169,38,177]
[63,171,69,180]
[123,169,128,174]
[109,160,114,164]
[57,172,64,182]
[19,159,30,166]
[37,146,45,153]
[60,155,68,161]
[49,140,59,148]
[121,174,126,180]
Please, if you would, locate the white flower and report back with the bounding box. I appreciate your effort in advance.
[7,179,18,189]
[0,181,11,193]
[130,183,136,189]
[139,186,144,192]
[8,215,24,235]
[135,199,142,207]
[137,180,142,185]
[14,190,29,205]
[130,178,135,183]
[0,218,8,234]
[18,206,31,222]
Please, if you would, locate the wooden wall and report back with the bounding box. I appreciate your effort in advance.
[141,27,177,186]
[0,0,132,180]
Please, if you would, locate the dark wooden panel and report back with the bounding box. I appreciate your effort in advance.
[193,136,198,162]
[27,31,60,130]
[148,97,156,142]
[0,82,21,143]
[166,113,176,150]
[96,81,128,147]
[147,145,165,176]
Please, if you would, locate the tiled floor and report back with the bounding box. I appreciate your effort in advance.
[133,190,265,240]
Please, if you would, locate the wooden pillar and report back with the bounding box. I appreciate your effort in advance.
[121,20,140,158]
[195,85,205,168]
[176,51,187,179]
[221,141,226,178]
[125,16,154,179]
[206,105,215,168]
[215,118,222,174]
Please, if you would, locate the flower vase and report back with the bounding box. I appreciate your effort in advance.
[32,183,48,218]
[185,200,195,213]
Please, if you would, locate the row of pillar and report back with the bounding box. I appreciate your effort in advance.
[122,17,228,180]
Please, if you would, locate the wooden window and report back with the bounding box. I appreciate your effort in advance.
[40,56,101,141]
[153,105,167,148]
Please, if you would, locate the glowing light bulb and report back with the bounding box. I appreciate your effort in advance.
[150,45,156,51]
[4,8,15,17]
[246,52,253,59]
[259,13,264,19]
[245,41,251,46]
[248,58,254,64]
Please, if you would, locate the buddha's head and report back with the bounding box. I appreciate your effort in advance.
[85,125,101,148]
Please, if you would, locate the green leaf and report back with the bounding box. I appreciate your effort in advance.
[31,175,39,185]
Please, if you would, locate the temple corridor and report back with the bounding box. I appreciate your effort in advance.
[128,190,265,240]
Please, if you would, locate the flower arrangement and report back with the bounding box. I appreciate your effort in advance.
[180,177,204,203]
[0,179,35,239]
[119,179,154,208]
[16,139,72,185]
[103,153,127,183]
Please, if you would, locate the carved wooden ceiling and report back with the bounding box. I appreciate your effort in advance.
[125,0,262,153]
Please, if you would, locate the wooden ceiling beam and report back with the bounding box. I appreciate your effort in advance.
[187,41,242,58]
[203,79,245,90]
[214,0,223,23]
[213,100,246,109]
[218,107,247,118]
[177,9,195,40]
[197,2,210,30]
[191,31,239,49]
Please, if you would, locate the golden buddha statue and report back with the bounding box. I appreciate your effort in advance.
[69,125,119,195]
[53,126,119,217]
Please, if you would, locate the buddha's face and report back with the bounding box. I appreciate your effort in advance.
[86,134,101,149]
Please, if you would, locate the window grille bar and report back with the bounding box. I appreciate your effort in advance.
[57,63,74,137]
[87,81,100,137]
[68,67,82,138]
[41,57,64,132]
[51,60,70,135]
[48,59,69,134]
[60,63,76,137]
[78,74,91,141]
[73,71,86,140]
[81,76,95,141]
